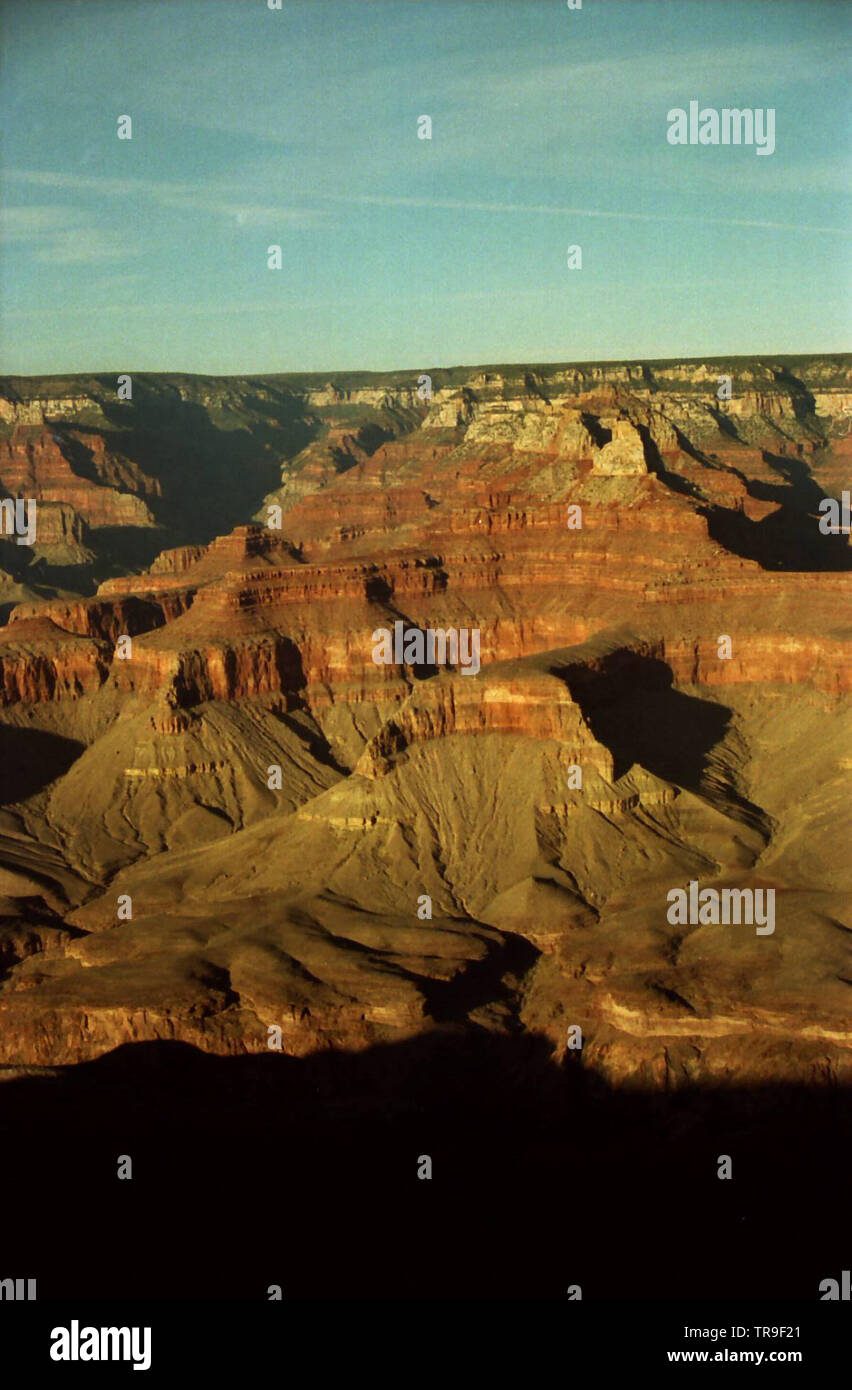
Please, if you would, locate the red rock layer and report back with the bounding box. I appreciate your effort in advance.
[0,426,157,529]
[0,373,848,715]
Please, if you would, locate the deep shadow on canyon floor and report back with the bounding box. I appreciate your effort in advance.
[0,1029,848,1301]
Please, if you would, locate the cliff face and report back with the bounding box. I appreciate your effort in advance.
[0,425,158,527]
[0,355,849,1090]
[0,617,110,702]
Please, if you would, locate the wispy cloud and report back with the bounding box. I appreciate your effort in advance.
[0,205,84,240]
[36,230,138,265]
[5,169,329,228]
[447,39,852,108]
[0,203,142,263]
[314,193,852,237]
[7,175,847,242]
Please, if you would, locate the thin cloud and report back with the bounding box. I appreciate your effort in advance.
[0,205,85,240]
[314,193,852,237]
[8,179,846,238]
[33,230,136,265]
[0,204,142,263]
[5,170,329,227]
[455,38,852,108]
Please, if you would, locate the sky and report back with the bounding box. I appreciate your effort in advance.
[1,0,850,375]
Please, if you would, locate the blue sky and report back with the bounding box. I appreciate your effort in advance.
[1,0,850,374]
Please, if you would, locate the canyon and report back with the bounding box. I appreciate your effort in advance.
[0,354,848,1095]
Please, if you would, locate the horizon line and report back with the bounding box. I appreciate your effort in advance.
[2,349,851,384]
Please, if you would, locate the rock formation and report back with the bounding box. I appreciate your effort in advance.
[0,355,849,1095]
